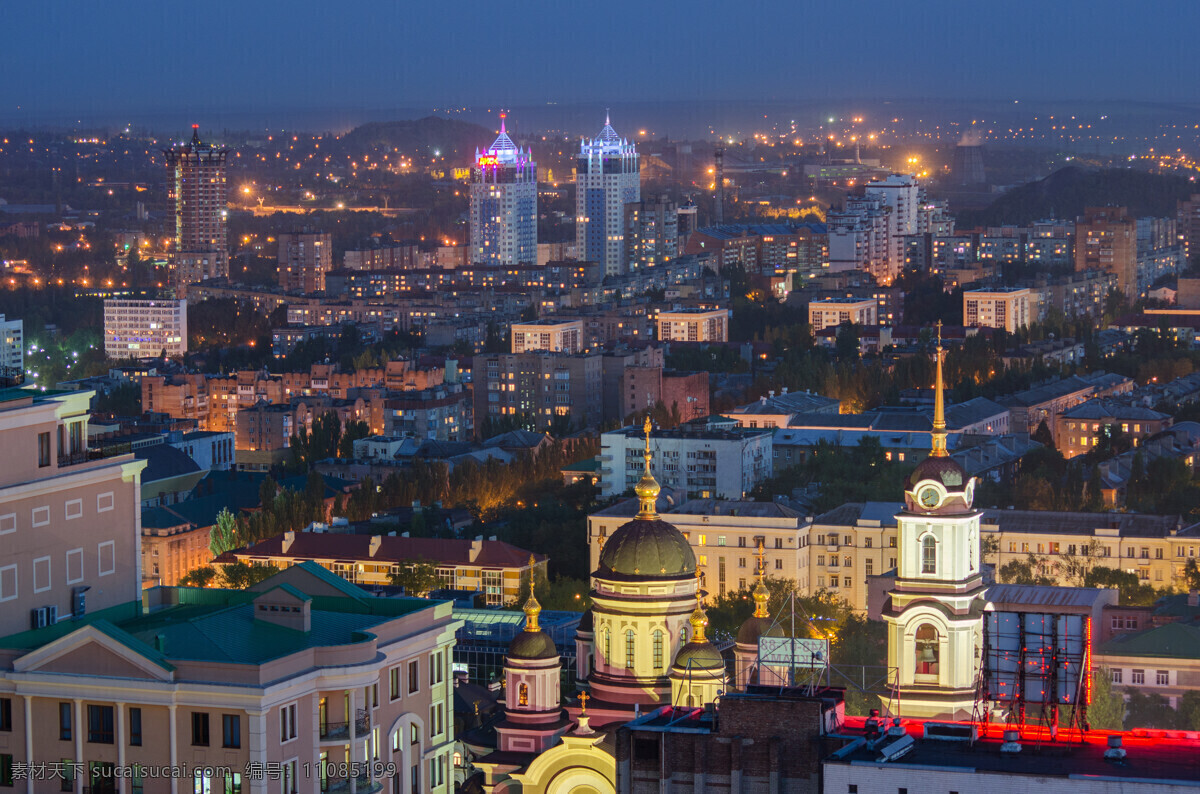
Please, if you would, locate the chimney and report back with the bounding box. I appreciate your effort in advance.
[1000,730,1022,754]
[282,530,296,553]
[369,535,382,557]
[470,537,483,563]
[768,390,775,399]
[1105,734,1127,761]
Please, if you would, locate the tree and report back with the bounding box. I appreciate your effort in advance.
[1087,668,1125,730]
[835,322,860,362]
[209,508,240,556]
[338,419,370,459]
[179,567,218,588]
[1125,689,1180,729]
[217,561,280,589]
[259,474,279,510]
[1183,558,1200,591]
[389,559,442,596]
[1031,419,1055,448]
[1083,566,1161,606]
[998,553,1055,585]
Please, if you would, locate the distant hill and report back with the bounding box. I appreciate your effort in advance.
[337,116,496,164]
[957,166,1195,227]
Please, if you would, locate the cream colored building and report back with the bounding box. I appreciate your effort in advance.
[656,308,728,343]
[0,562,458,794]
[963,287,1032,332]
[807,297,877,331]
[0,387,145,638]
[509,320,584,354]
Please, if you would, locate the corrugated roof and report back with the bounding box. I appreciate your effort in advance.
[984,583,1115,611]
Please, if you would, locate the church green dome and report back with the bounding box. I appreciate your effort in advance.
[736,615,784,646]
[597,518,697,579]
[507,629,558,661]
[672,641,725,670]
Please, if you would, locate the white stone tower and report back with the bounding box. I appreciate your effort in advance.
[884,322,987,720]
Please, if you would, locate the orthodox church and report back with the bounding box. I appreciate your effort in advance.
[474,418,784,794]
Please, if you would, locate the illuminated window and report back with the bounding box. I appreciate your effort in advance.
[915,624,939,678]
[625,630,636,669]
[518,683,528,707]
[653,630,664,671]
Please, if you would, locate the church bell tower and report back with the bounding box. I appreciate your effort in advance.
[884,323,986,720]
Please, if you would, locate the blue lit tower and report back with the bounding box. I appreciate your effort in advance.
[470,114,538,266]
[575,112,641,276]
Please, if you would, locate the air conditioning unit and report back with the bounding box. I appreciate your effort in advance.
[46,605,58,624]
[30,607,48,630]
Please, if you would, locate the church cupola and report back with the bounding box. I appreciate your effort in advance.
[670,579,727,707]
[734,543,785,689]
[496,561,569,754]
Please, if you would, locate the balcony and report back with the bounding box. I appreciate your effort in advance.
[324,775,382,794]
[320,714,371,741]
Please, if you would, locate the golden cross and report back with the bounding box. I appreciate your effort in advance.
[756,539,765,581]
[578,692,590,714]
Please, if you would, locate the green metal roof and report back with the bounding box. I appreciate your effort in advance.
[1098,622,1200,660]
[287,560,371,600]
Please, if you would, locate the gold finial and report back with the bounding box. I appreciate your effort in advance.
[931,320,948,457]
[689,572,708,643]
[578,691,590,714]
[752,540,769,619]
[633,416,661,518]
[522,554,542,633]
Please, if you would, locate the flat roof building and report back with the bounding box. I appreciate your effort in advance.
[807,297,877,331]
[103,299,188,359]
[963,287,1032,332]
[510,319,584,354]
[657,307,729,342]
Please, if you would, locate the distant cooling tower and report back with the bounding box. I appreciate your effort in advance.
[952,143,986,186]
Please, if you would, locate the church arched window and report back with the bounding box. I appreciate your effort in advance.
[601,628,610,663]
[915,624,940,678]
[518,683,528,707]
[921,535,937,575]
[625,629,636,669]
[652,629,664,671]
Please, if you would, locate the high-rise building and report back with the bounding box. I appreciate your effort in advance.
[866,173,921,284]
[0,388,145,639]
[470,115,537,266]
[103,299,188,358]
[1178,193,1200,263]
[277,231,333,293]
[962,287,1032,332]
[163,126,229,294]
[624,196,678,270]
[576,113,640,276]
[1076,206,1137,298]
[0,314,22,384]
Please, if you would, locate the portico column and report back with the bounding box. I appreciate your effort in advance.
[168,704,178,794]
[73,699,83,794]
[116,702,126,794]
[247,711,268,794]
[22,696,33,794]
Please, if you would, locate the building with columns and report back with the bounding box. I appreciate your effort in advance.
[0,562,458,794]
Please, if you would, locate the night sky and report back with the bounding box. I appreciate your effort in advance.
[4,0,1197,123]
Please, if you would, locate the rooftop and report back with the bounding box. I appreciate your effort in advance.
[1097,621,1200,660]
[232,531,544,569]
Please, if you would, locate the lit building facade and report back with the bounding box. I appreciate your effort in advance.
[807,297,878,331]
[576,114,640,276]
[1076,206,1138,298]
[510,320,584,354]
[656,308,728,342]
[277,231,333,293]
[0,314,22,382]
[470,116,537,266]
[163,126,229,294]
[962,287,1032,332]
[103,299,188,359]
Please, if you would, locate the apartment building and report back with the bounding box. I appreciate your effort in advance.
[0,562,457,794]
[472,351,604,435]
[656,308,728,343]
[589,497,1200,615]
[103,299,188,359]
[619,367,709,423]
[997,371,1133,436]
[0,388,146,639]
[224,532,544,606]
[509,319,584,354]
[1076,206,1138,298]
[962,287,1032,332]
[383,384,472,441]
[234,402,294,469]
[0,315,22,382]
[598,417,773,501]
[277,231,333,293]
[806,297,878,331]
[1055,399,1171,459]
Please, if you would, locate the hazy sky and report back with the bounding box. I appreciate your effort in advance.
[3,0,1197,121]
